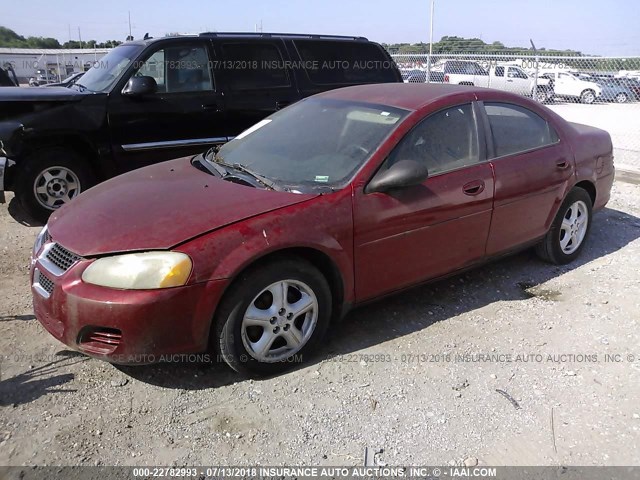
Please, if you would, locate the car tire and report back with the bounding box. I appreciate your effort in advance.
[15,148,96,224]
[615,92,628,103]
[580,89,596,104]
[534,88,548,103]
[214,256,332,376]
[535,187,593,265]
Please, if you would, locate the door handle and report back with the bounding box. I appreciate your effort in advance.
[276,100,291,110]
[462,180,485,196]
[556,159,570,169]
[202,103,220,112]
[507,79,514,82]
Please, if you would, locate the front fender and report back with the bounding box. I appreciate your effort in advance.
[176,190,355,305]
[0,121,24,157]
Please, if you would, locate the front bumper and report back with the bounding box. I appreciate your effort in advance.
[31,243,228,364]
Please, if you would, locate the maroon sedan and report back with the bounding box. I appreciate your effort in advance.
[30,84,615,375]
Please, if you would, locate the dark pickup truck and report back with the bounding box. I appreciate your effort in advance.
[0,32,402,221]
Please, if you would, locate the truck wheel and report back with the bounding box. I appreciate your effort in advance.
[214,257,332,376]
[15,148,95,223]
[580,89,596,104]
[534,88,548,103]
[535,187,593,265]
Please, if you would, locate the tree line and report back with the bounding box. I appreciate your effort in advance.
[0,26,123,49]
[384,36,584,56]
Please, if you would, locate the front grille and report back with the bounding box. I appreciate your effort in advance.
[46,243,81,272]
[35,269,55,296]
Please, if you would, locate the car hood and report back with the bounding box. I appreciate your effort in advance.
[48,158,318,257]
[0,86,87,102]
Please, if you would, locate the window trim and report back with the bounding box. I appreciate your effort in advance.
[365,101,486,191]
[479,101,561,160]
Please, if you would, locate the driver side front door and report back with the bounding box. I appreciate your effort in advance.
[353,102,495,301]
[108,40,228,172]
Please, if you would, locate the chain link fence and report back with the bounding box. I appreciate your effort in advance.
[391,52,640,171]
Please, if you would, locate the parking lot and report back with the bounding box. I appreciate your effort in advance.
[1,97,640,465]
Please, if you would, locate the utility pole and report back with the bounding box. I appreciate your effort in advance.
[426,0,435,83]
[78,27,83,49]
[128,11,132,39]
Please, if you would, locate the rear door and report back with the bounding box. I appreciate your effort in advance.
[214,39,300,137]
[353,101,495,301]
[478,100,574,255]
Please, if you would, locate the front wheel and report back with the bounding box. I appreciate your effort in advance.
[214,257,332,376]
[535,188,593,265]
[15,148,95,223]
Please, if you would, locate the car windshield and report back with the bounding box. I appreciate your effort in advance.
[212,98,408,190]
[76,45,142,92]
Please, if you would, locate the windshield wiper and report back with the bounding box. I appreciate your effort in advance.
[205,147,280,191]
[73,83,93,92]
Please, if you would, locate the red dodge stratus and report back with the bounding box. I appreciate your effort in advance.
[30,84,615,375]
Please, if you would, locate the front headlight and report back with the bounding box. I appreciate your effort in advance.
[82,252,192,290]
[33,225,49,255]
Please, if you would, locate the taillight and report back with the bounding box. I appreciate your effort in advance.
[444,74,450,83]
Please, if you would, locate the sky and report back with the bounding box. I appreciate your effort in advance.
[2,0,640,56]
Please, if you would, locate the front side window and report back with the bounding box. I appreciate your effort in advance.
[385,103,479,176]
[484,102,559,157]
[508,67,528,79]
[221,43,289,90]
[133,44,213,93]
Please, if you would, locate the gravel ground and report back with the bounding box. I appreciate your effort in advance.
[1,176,640,467]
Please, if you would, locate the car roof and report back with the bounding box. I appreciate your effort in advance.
[315,83,482,111]
[122,32,370,47]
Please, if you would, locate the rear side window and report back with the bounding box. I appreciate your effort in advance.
[294,40,397,85]
[495,66,505,77]
[221,43,290,90]
[484,103,559,157]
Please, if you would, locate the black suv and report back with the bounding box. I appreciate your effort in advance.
[0,32,401,221]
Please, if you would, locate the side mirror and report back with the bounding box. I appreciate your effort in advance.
[122,76,157,97]
[366,160,429,194]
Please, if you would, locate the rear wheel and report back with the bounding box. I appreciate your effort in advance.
[215,257,332,376]
[535,188,593,264]
[15,148,95,223]
[534,88,548,103]
[615,92,628,103]
[580,89,596,104]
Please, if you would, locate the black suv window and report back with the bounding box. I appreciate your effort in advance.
[484,103,559,157]
[495,66,505,77]
[135,44,214,93]
[294,40,397,85]
[221,43,290,90]
[386,103,479,176]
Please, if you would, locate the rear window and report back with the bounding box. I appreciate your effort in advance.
[293,40,398,85]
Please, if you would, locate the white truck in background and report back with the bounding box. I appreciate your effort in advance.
[432,60,554,102]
